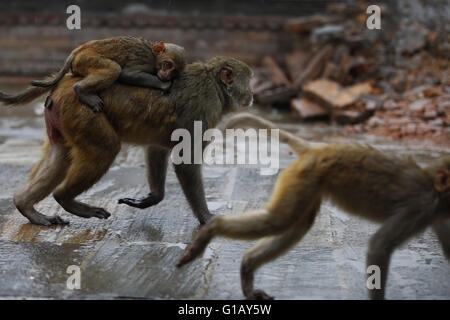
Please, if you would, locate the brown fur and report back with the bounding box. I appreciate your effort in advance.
[177,113,450,300]
[8,57,253,227]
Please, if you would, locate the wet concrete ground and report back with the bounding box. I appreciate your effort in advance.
[0,88,449,299]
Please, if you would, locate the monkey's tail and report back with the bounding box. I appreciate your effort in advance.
[29,53,74,87]
[224,112,310,155]
[0,85,52,106]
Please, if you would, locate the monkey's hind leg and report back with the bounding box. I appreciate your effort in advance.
[14,141,70,226]
[178,161,320,266]
[52,135,120,220]
[241,207,318,300]
[72,54,121,112]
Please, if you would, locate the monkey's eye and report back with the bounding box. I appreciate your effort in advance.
[163,61,173,70]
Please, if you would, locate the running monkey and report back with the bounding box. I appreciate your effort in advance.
[178,113,450,300]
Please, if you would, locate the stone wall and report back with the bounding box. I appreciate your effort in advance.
[0,14,297,80]
[0,0,447,81]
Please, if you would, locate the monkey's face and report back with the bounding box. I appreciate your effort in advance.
[157,59,178,81]
[156,43,186,81]
[217,58,254,111]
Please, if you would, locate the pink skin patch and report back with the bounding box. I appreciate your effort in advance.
[44,98,65,144]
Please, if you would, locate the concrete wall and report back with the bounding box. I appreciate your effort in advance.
[0,14,299,79]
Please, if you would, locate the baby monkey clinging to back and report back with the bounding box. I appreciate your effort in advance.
[178,113,450,300]
[31,36,186,112]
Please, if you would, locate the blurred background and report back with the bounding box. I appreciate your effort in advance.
[0,0,448,146]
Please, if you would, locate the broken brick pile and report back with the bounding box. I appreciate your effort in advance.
[251,1,449,147]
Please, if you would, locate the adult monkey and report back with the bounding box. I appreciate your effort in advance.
[0,57,253,226]
[178,113,450,300]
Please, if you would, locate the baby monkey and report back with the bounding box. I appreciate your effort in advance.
[31,36,186,112]
[178,113,450,300]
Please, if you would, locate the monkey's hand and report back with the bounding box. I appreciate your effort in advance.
[118,193,162,209]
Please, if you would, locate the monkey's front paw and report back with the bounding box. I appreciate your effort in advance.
[118,193,162,209]
[247,289,274,300]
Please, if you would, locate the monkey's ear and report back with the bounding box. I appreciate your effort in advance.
[220,67,234,85]
[152,41,166,55]
[434,170,450,192]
